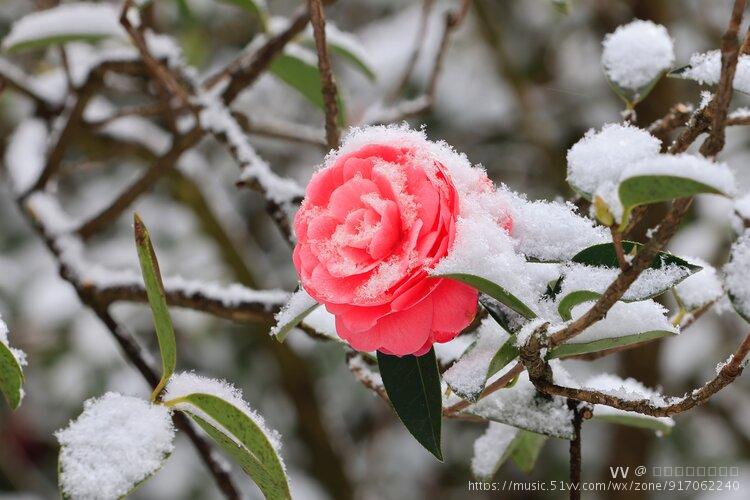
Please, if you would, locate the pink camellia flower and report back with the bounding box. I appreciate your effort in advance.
[293,129,490,356]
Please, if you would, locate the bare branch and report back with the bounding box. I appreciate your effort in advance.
[700,0,746,157]
[308,0,341,149]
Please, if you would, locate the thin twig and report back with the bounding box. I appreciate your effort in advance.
[390,0,435,100]
[568,400,583,500]
[308,0,341,150]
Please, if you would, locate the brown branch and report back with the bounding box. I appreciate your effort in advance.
[119,0,192,107]
[647,103,693,147]
[76,127,204,239]
[700,0,746,157]
[537,334,750,417]
[568,400,584,500]
[308,0,341,150]
[390,0,435,100]
[89,281,284,323]
[610,227,628,271]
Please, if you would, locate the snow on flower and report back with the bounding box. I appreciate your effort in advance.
[293,125,496,356]
[601,20,675,91]
[56,393,175,500]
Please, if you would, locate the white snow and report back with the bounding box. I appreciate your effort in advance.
[198,90,304,204]
[56,393,175,500]
[677,50,750,94]
[164,372,284,456]
[467,370,574,439]
[566,123,660,202]
[567,299,677,344]
[724,231,750,319]
[271,288,318,337]
[1,3,126,52]
[514,318,548,348]
[505,191,608,261]
[732,193,750,234]
[674,258,724,310]
[4,118,48,194]
[602,20,674,91]
[471,422,519,480]
[443,319,509,398]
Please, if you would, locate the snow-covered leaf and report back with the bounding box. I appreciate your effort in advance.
[550,300,678,358]
[471,423,519,480]
[444,319,509,401]
[593,412,673,434]
[56,393,175,500]
[616,154,735,229]
[508,430,547,474]
[165,373,290,499]
[466,371,574,439]
[585,374,674,435]
[668,50,750,95]
[377,349,443,461]
[269,46,346,126]
[440,274,537,320]
[572,241,701,274]
[619,177,727,229]
[134,214,176,401]
[2,3,126,53]
[601,20,674,104]
[548,329,675,359]
[725,230,750,323]
[271,288,319,342]
[674,258,724,311]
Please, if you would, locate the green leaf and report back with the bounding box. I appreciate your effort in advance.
[272,290,320,343]
[4,34,116,53]
[480,296,526,334]
[218,0,268,26]
[618,176,728,230]
[557,290,603,321]
[548,330,676,359]
[509,431,548,474]
[440,274,536,320]
[134,214,177,401]
[299,29,376,81]
[377,348,443,461]
[269,49,346,126]
[572,241,701,273]
[605,71,665,109]
[487,339,519,379]
[172,393,291,499]
[0,342,23,410]
[592,412,673,435]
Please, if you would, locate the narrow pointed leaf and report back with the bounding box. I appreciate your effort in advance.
[592,412,673,435]
[377,348,443,460]
[548,330,676,359]
[558,290,603,321]
[487,339,519,379]
[0,342,23,409]
[134,214,176,400]
[441,274,536,320]
[269,49,346,126]
[173,393,291,499]
[619,176,727,230]
[480,296,526,334]
[509,431,547,474]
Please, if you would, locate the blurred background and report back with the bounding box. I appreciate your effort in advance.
[1,0,750,498]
